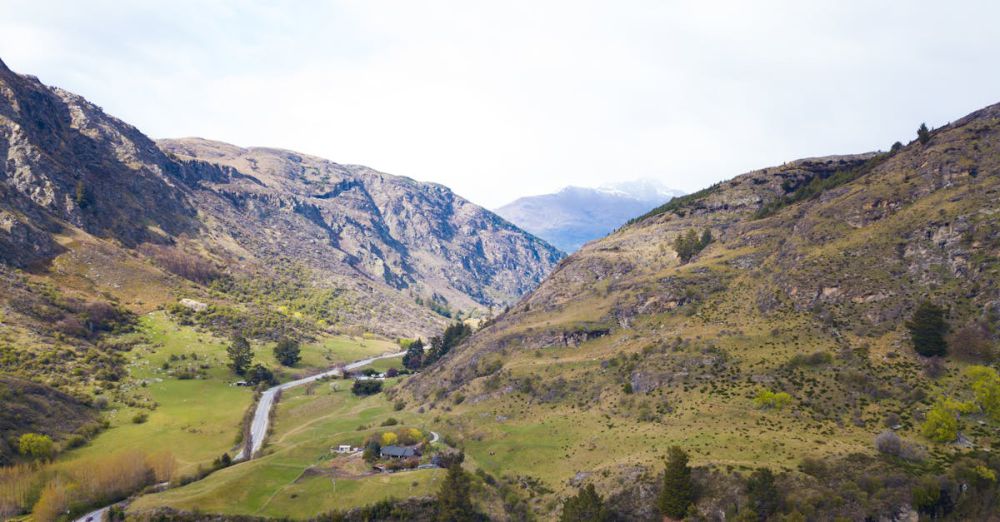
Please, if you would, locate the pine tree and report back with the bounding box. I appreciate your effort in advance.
[746,468,780,520]
[436,460,476,521]
[561,483,609,521]
[917,123,931,145]
[227,334,253,376]
[402,338,425,370]
[658,446,694,519]
[905,301,949,357]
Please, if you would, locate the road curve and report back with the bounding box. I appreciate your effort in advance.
[73,352,404,522]
[243,350,405,459]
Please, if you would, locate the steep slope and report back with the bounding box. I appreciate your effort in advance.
[495,182,682,252]
[403,102,1000,517]
[0,56,561,343]
[160,138,562,312]
[0,56,562,448]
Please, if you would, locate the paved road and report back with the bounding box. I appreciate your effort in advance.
[74,506,108,522]
[243,350,404,459]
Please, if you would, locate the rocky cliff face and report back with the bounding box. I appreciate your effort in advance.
[0,58,562,340]
[159,138,563,311]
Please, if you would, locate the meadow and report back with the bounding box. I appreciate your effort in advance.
[130,378,444,518]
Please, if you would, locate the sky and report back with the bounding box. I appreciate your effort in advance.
[2,1,1000,208]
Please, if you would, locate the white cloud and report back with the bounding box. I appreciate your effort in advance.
[2,0,999,207]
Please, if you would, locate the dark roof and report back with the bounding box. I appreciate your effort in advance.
[380,445,416,457]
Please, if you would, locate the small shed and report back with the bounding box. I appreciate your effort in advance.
[335,444,353,453]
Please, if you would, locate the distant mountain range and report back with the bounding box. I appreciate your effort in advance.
[494,181,684,252]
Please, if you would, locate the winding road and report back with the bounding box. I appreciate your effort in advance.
[243,350,405,459]
[74,350,405,522]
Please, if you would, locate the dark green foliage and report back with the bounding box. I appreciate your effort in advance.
[918,123,931,145]
[560,484,609,522]
[423,323,472,367]
[890,141,904,153]
[905,301,949,357]
[352,379,383,396]
[227,334,253,376]
[436,461,476,522]
[402,338,425,370]
[673,228,713,263]
[745,468,780,520]
[273,337,301,367]
[212,452,232,469]
[246,364,275,386]
[363,438,381,464]
[658,446,693,518]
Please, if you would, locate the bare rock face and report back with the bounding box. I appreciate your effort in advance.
[158,138,563,311]
[0,58,562,338]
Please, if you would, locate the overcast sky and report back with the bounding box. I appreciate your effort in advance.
[2,1,999,207]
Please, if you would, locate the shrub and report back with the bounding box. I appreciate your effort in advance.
[906,301,948,357]
[247,364,276,386]
[753,390,792,410]
[746,468,780,520]
[948,322,996,362]
[352,380,382,396]
[966,366,1000,420]
[917,123,931,145]
[381,417,399,427]
[921,399,971,442]
[132,412,149,424]
[18,433,54,460]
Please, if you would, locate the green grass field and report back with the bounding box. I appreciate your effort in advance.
[57,313,399,476]
[130,379,444,518]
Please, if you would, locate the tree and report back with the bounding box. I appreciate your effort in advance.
[890,141,904,153]
[402,338,425,370]
[673,228,713,264]
[905,301,949,357]
[436,460,475,522]
[658,446,694,519]
[746,468,780,520]
[227,334,253,376]
[246,364,275,386]
[561,484,609,522]
[273,338,301,367]
[363,438,381,464]
[917,123,931,145]
[381,432,399,446]
[18,433,54,460]
[424,323,472,367]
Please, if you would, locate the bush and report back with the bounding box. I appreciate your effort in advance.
[380,417,399,427]
[132,412,149,424]
[753,390,792,410]
[906,301,949,357]
[17,433,54,460]
[673,228,712,263]
[352,380,383,396]
[247,364,276,386]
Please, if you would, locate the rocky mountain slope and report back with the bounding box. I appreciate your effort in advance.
[0,56,561,454]
[494,182,682,252]
[0,56,560,337]
[403,102,1000,518]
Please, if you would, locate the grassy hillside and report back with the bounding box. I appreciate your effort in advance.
[401,104,1000,519]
